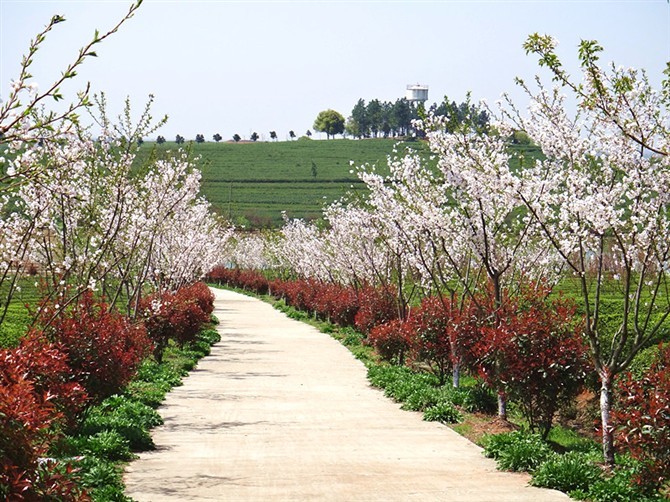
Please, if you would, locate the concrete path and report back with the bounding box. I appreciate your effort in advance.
[124,287,569,501]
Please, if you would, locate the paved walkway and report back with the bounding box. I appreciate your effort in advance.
[124,287,569,501]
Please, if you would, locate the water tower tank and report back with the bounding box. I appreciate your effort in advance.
[406,84,429,102]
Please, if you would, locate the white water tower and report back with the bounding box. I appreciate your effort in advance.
[405,84,428,103]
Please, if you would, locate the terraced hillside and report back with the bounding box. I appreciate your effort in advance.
[137,138,428,227]
[136,138,540,227]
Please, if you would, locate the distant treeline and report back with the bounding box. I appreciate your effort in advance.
[345,93,490,139]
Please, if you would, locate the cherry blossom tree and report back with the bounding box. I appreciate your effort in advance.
[505,34,670,465]
[353,122,556,406]
[322,202,394,288]
[0,2,143,325]
[0,6,232,328]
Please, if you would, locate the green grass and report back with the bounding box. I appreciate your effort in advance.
[0,278,41,347]
[135,138,430,226]
[134,138,544,227]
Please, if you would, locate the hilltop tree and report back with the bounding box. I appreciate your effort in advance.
[345,116,361,139]
[195,134,205,143]
[270,131,277,141]
[175,134,185,144]
[232,133,241,143]
[366,99,383,137]
[313,109,345,139]
[381,101,392,137]
[392,98,413,137]
[250,132,259,142]
[430,93,490,134]
[350,98,369,139]
[213,133,222,142]
[156,135,165,144]
[305,129,312,138]
[289,130,296,140]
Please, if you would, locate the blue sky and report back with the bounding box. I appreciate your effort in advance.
[1,1,669,141]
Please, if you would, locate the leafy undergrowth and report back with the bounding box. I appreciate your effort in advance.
[47,326,221,501]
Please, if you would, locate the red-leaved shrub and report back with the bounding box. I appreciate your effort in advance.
[474,289,588,438]
[141,282,214,362]
[207,266,269,294]
[6,333,87,427]
[368,319,412,364]
[36,291,152,405]
[613,344,670,492]
[354,286,398,335]
[181,281,215,317]
[0,348,88,500]
[406,295,478,385]
[310,283,359,326]
[279,279,319,313]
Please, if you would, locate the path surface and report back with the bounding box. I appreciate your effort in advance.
[124,288,569,501]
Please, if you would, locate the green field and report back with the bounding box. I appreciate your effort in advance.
[136,138,431,226]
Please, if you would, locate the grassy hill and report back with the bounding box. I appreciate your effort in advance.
[137,138,429,227]
[137,137,542,228]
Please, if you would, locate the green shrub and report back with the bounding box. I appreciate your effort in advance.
[80,397,162,451]
[461,384,497,414]
[198,328,221,345]
[443,386,468,407]
[400,386,443,411]
[81,414,154,452]
[135,359,183,387]
[444,383,497,414]
[66,431,135,462]
[530,451,602,493]
[384,378,420,402]
[423,401,462,424]
[367,364,413,389]
[177,353,199,371]
[191,339,211,357]
[124,380,169,408]
[74,456,127,498]
[496,435,554,472]
[287,309,309,321]
[579,466,666,502]
[482,431,526,459]
[341,329,365,348]
[97,396,163,428]
[483,431,553,472]
[88,484,134,502]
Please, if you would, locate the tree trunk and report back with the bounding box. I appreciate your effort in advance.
[600,371,615,466]
[452,361,460,388]
[497,392,507,420]
[492,273,507,419]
